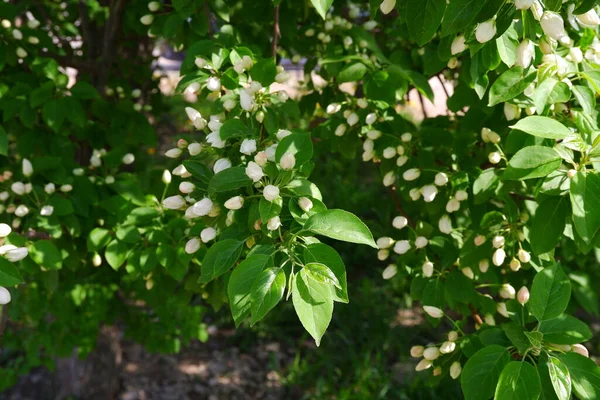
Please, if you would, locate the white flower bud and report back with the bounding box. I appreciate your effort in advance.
[40,205,54,216]
[377,237,394,250]
[200,227,217,243]
[515,39,535,68]
[499,283,516,299]
[422,261,434,277]
[403,168,421,181]
[489,152,501,164]
[161,170,173,186]
[0,287,10,305]
[541,12,566,40]
[410,345,424,358]
[263,185,280,202]
[447,57,459,69]
[518,249,531,263]
[497,302,509,317]
[163,195,186,210]
[11,182,25,196]
[409,188,421,201]
[571,344,589,358]
[239,138,257,156]
[265,145,278,162]
[245,161,264,183]
[140,14,154,25]
[185,238,201,254]
[267,216,282,231]
[193,198,213,216]
[298,197,313,213]
[367,130,382,140]
[438,215,452,234]
[0,223,10,237]
[440,341,456,354]
[493,248,506,266]
[450,362,461,379]
[179,182,195,194]
[206,76,221,92]
[401,133,412,142]
[475,19,496,43]
[377,249,389,261]
[16,47,27,58]
[446,198,460,213]
[5,247,28,262]
[22,159,33,177]
[240,89,255,111]
[509,258,521,272]
[357,98,368,108]
[474,235,486,246]
[276,129,292,141]
[15,205,29,217]
[60,184,73,192]
[365,113,377,125]
[148,1,160,11]
[484,314,496,326]
[383,171,396,187]
[577,9,600,27]
[415,359,432,371]
[224,196,244,210]
[335,124,347,137]
[393,216,408,229]
[448,331,459,341]
[455,190,468,202]
[120,153,135,165]
[462,267,475,280]
[326,103,341,114]
[504,103,521,121]
[421,185,438,203]
[423,306,443,319]
[42,183,53,195]
[27,19,40,29]
[380,0,396,14]
[492,236,505,248]
[515,0,534,9]
[24,183,32,194]
[0,192,8,201]
[434,173,448,187]
[165,148,182,158]
[423,347,440,360]
[396,156,408,167]
[479,259,490,273]
[346,112,359,126]
[567,47,583,63]
[91,253,102,267]
[517,286,530,305]
[415,236,428,249]
[451,35,467,55]
[393,240,411,254]
[280,152,296,170]
[382,147,396,159]
[213,158,231,174]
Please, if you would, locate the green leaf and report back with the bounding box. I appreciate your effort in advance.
[510,116,572,139]
[310,0,333,19]
[115,225,141,243]
[337,62,367,83]
[460,345,511,400]
[292,269,333,346]
[547,356,572,400]
[208,166,252,193]
[532,77,559,113]
[303,209,377,248]
[304,243,348,303]
[275,132,313,166]
[219,118,250,140]
[489,67,536,106]
[441,0,503,36]
[495,361,541,400]
[199,239,243,283]
[303,262,341,289]
[503,146,561,180]
[570,171,600,245]
[0,257,24,286]
[29,240,62,270]
[558,352,600,399]
[105,239,127,271]
[259,197,282,221]
[250,267,286,325]
[183,160,212,184]
[502,322,530,354]
[496,26,518,67]
[156,242,175,268]
[87,228,112,252]
[250,57,277,86]
[572,85,596,115]
[529,263,571,321]
[530,196,568,255]
[70,81,100,99]
[406,0,446,46]
[539,315,592,344]
[0,126,7,156]
[228,254,272,327]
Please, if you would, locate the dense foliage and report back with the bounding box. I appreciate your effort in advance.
[1,0,600,398]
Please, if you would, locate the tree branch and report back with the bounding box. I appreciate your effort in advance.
[78,0,94,62]
[0,304,7,346]
[272,5,280,59]
[417,90,429,119]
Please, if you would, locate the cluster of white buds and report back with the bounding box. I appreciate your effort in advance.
[411,326,460,376]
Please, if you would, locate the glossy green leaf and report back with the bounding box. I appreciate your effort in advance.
[489,67,536,106]
[406,0,446,46]
[570,171,600,245]
[495,361,541,400]
[304,243,348,303]
[250,267,286,325]
[529,263,571,321]
[338,62,367,83]
[303,262,341,289]
[539,315,592,344]
[0,257,24,286]
[275,132,313,166]
[310,0,333,19]
[558,352,600,399]
[105,239,127,271]
[199,239,243,283]
[228,254,272,327]
[292,269,333,346]
[461,345,511,400]
[303,209,377,248]
[530,196,568,255]
[510,116,572,139]
[208,166,252,193]
[30,240,62,270]
[503,146,561,180]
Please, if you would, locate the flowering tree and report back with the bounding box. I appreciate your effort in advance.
[1,0,600,397]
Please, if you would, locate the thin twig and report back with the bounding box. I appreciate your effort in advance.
[272,5,280,59]
[437,75,451,100]
[417,90,429,119]
[0,304,7,346]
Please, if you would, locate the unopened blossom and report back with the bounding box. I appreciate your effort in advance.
[379,0,396,14]
[201,227,217,243]
[0,192,8,201]
[148,1,160,11]
[499,283,516,299]
[206,131,225,149]
[246,161,264,182]
[489,152,501,164]
[422,261,434,277]
[206,77,221,92]
[377,250,389,261]
[423,347,440,361]
[450,362,462,379]
[517,286,530,305]
[415,236,428,249]
[224,196,244,210]
[393,216,408,229]
[567,47,583,63]
[474,235,486,246]
[346,112,359,126]
[240,138,257,155]
[224,99,237,111]
[383,147,396,159]
[0,224,10,237]
[365,113,377,125]
[504,103,520,121]
[541,12,566,40]
[15,205,29,217]
[193,198,213,216]
[475,19,496,43]
[410,345,424,358]
[516,39,535,68]
[367,130,381,140]
[423,305,443,318]
[396,156,408,167]
[485,314,496,326]
[377,237,394,249]
[60,184,73,192]
[276,129,292,141]
[326,103,341,114]
[440,341,456,354]
[455,190,468,200]
[263,185,280,202]
[0,287,10,305]
[448,331,459,341]
[163,195,186,210]
[179,182,195,194]
[335,124,347,137]
[40,205,54,216]
[577,9,600,26]
[415,359,432,372]
[571,344,589,358]
[265,145,278,162]
[518,249,531,263]
[267,216,281,231]
[462,267,475,280]
[240,89,255,111]
[492,236,505,248]
[24,183,32,193]
[298,197,313,212]
[497,302,509,318]
[403,168,420,181]
[165,148,182,158]
[213,158,231,174]
[434,172,448,186]
[451,35,467,55]
[280,152,296,170]
[509,258,521,272]
[254,151,268,167]
[393,240,411,254]
[5,247,28,262]
[140,14,154,25]
[16,47,27,58]
[185,238,201,254]
[409,188,421,201]
[11,182,25,195]
[421,185,438,203]
[22,159,33,177]
[401,133,412,142]
[493,248,506,266]
[383,171,396,187]
[439,215,452,234]
[446,198,460,213]
[479,259,490,273]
